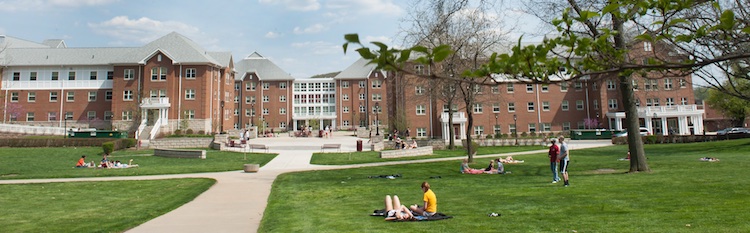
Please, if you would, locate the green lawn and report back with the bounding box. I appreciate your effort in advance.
[0,178,215,233]
[261,139,750,232]
[311,145,546,165]
[0,147,276,180]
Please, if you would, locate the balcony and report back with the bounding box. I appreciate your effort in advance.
[2,80,113,90]
[636,105,704,117]
[440,112,466,123]
[292,112,337,119]
[140,97,171,109]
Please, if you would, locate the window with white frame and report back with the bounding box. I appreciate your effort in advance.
[526,84,534,92]
[262,82,270,90]
[68,71,76,80]
[372,94,382,101]
[416,105,426,115]
[417,128,427,137]
[105,91,112,101]
[184,110,195,119]
[492,103,500,113]
[122,111,133,121]
[63,111,72,120]
[234,96,239,103]
[577,121,585,129]
[527,102,535,111]
[593,100,599,109]
[359,93,365,100]
[341,81,349,88]
[528,123,536,132]
[541,84,549,92]
[494,125,501,135]
[343,120,350,127]
[508,102,516,112]
[262,108,269,115]
[643,41,653,51]
[543,101,550,111]
[664,79,673,90]
[185,89,196,100]
[342,94,349,101]
[12,72,20,81]
[234,109,239,116]
[343,106,349,113]
[88,91,96,102]
[151,67,167,81]
[185,68,196,79]
[576,100,584,110]
[632,80,639,90]
[67,91,75,102]
[562,100,569,111]
[646,98,654,106]
[542,123,551,132]
[123,90,133,101]
[560,82,568,91]
[491,85,499,93]
[279,122,287,128]
[574,81,583,90]
[360,105,366,113]
[679,79,687,88]
[607,80,616,90]
[263,95,269,102]
[416,86,425,95]
[472,103,482,113]
[652,98,660,106]
[635,98,641,107]
[509,124,517,133]
[28,92,36,102]
[562,122,571,131]
[87,111,96,120]
[124,69,134,80]
[279,95,286,102]
[280,108,287,115]
[474,126,484,136]
[30,72,37,81]
[50,92,58,102]
[443,104,458,112]
[608,99,618,109]
[372,106,382,113]
[592,81,598,90]
[51,71,59,80]
[415,65,424,74]
[89,71,97,80]
[507,83,514,93]
[48,112,57,121]
[473,84,482,93]
[666,97,675,106]
[372,80,382,88]
[279,82,287,89]
[681,97,688,105]
[10,92,19,102]
[27,112,35,121]
[646,79,658,90]
[359,81,366,88]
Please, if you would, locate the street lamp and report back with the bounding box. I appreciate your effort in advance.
[375,102,380,136]
[596,112,600,129]
[513,114,518,146]
[494,113,499,136]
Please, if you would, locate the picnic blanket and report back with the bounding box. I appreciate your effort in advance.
[371,209,453,221]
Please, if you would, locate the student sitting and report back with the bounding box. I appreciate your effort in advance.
[75,155,89,168]
[460,159,485,174]
[410,139,418,149]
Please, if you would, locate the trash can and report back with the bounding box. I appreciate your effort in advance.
[356,140,363,152]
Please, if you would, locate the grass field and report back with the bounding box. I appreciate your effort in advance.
[261,139,750,232]
[0,147,276,180]
[311,145,545,165]
[0,178,215,232]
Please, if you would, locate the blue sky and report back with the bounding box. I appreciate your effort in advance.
[0,0,541,78]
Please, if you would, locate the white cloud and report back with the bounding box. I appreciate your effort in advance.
[88,16,202,44]
[258,0,320,11]
[0,0,117,12]
[326,0,402,16]
[364,35,391,45]
[293,23,326,34]
[265,31,281,39]
[290,41,340,55]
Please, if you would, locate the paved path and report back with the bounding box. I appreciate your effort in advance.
[0,133,612,233]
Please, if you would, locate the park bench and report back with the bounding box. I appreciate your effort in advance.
[321,144,341,152]
[248,144,269,153]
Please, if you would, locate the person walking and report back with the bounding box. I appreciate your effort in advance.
[548,138,560,183]
[558,136,570,187]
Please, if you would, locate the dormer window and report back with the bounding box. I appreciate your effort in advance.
[157,54,162,62]
[643,42,652,52]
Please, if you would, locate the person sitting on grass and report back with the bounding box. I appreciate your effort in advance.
[700,157,720,162]
[410,139,418,149]
[384,195,414,221]
[460,159,485,174]
[75,155,89,168]
[491,158,508,174]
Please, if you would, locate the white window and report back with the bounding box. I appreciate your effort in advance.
[666,97,675,106]
[88,91,96,102]
[635,98,641,107]
[151,67,167,81]
[492,103,501,113]
[341,81,349,88]
[679,79,687,88]
[593,100,599,110]
[185,68,196,79]
[342,94,349,101]
[263,108,269,115]
[234,96,239,103]
[562,122,571,131]
[508,102,516,112]
[122,111,133,121]
[360,105,366,113]
[124,69,134,80]
[343,106,349,113]
[68,71,76,80]
[507,83,514,93]
[681,97,688,105]
[48,112,57,121]
[372,106,382,113]
[263,82,270,90]
[526,84,533,92]
[574,82,583,90]
[28,92,36,102]
[279,122,287,128]
[234,109,239,116]
[416,86,425,95]
[473,84,482,93]
[67,91,75,102]
[562,100,569,111]
[30,72,37,81]
[359,81,366,88]
[493,125,501,135]
[343,120,350,127]
[87,111,96,120]
[542,123,551,132]
[105,91,112,101]
[607,80,616,90]
[372,94,382,101]
[89,71,97,80]
[27,112,35,121]
[184,110,195,119]
[664,79,673,90]
[528,123,536,132]
[644,41,653,52]
[359,93,365,100]
[491,85,499,93]
[646,98,654,107]
[527,102,535,112]
[10,92,19,102]
[576,100,584,110]
[415,65,424,75]
[560,82,568,92]
[473,103,483,113]
[50,92,58,102]
[263,96,269,102]
[279,95,286,102]
[608,99,618,109]
[541,84,549,92]
[542,101,550,111]
[509,124,517,133]
[577,121,585,129]
[51,71,59,81]
[185,89,196,100]
[372,80,382,88]
[417,128,427,138]
[474,126,485,136]
[416,105,426,115]
[279,82,287,89]
[280,108,287,115]
[123,90,133,101]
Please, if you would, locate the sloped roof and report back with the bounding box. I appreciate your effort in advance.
[4,47,133,66]
[0,35,49,49]
[334,58,375,80]
[42,39,67,48]
[111,32,221,66]
[235,52,294,81]
[207,51,233,68]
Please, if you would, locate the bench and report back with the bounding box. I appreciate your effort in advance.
[154,148,206,159]
[248,144,269,153]
[321,144,341,152]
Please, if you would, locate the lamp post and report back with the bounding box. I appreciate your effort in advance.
[251,103,255,127]
[513,114,518,146]
[494,113,499,137]
[375,102,380,136]
[596,112,600,129]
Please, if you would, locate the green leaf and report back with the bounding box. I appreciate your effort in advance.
[342,43,349,54]
[718,10,735,30]
[634,34,653,42]
[411,46,430,55]
[742,27,750,34]
[602,3,620,15]
[433,45,453,62]
[396,49,412,63]
[355,48,375,60]
[371,41,388,51]
[344,34,360,44]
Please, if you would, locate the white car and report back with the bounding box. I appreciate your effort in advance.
[613,128,652,137]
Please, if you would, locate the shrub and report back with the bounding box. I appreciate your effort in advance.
[123,138,137,148]
[521,132,528,138]
[644,135,658,144]
[530,132,537,137]
[186,129,195,135]
[198,130,205,135]
[174,129,182,135]
[102,142,114,154]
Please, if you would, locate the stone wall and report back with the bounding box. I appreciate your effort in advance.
[149,138,214,149]
[380,146,433,159]
[383,139,445,150]
[154,148,206,159]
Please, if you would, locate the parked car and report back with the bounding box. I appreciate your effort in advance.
[716,127,750,135]
[613,127,652,137]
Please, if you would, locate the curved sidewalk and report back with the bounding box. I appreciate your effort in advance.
[0,134,612,233]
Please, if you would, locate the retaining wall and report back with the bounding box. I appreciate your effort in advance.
[154,148,206,159]
[380,146,433,159]
[149,138,214,149]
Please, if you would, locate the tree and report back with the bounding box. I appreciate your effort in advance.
[706,80,750,126]
[344,0,750,172]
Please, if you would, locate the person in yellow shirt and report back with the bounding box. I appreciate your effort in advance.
[410,182,437,216]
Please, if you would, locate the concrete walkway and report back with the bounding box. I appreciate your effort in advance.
[0,133,613,233]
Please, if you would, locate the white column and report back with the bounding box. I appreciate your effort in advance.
[645,116,653,132]
[442,122,449,141]
[614,116,623,131]
[660,117,668,135]
[678,116,688,135]
[694,114,705,134]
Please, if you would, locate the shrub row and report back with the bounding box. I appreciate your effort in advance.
[611,134,750,145]
[0,139,114,147]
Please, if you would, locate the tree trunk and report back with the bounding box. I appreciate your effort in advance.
[448,103,456,149]
[465,107,474,162]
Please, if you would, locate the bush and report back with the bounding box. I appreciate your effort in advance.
[186,129,195,135]
[174,129,182,135]
[102,142,114,154]
[644,135,658,144]
[123,138,137,148]
[520,132,528,138]
[198,130,205,135]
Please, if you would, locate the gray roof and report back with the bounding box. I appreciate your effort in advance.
[42,39,67,48]
[207,51,233,68]
[111,32,221,66]
[0,35,50,49]
[4,47,132,66]
[334,58,375,80]
[235,52,294,81]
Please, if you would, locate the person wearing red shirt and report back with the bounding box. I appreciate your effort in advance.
[548,139,560,183]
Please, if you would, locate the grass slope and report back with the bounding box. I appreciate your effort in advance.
[311,145,545,165]
[261,139,750,232]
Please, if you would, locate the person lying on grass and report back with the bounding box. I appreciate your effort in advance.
[384,195,414,221]
[460,159,486,174]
